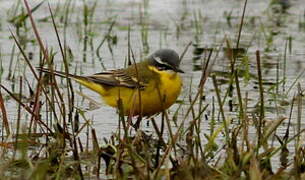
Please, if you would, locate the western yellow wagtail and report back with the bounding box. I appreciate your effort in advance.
[38,49,183,116]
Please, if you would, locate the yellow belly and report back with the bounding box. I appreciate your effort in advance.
[103,73,182,116]
[75,72,182,116]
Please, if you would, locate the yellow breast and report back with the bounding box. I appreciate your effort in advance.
[152,67,183,110]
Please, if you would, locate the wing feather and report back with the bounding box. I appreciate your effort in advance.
[87,69,145,89]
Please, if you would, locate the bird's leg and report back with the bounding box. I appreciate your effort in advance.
[129,116,141,130]
[133,116,142,130]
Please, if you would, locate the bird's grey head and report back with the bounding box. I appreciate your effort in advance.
[148,49,184,73]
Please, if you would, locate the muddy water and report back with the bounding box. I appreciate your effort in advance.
[1,0,305,170]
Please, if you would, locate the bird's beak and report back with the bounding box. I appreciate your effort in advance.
[175,67,184,73]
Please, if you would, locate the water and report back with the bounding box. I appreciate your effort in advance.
[1,0,305,173]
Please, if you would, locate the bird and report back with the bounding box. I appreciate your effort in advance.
[38,49,184,117]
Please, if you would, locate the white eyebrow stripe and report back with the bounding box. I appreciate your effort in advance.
[154,56,172,67]
[154,56,164,64]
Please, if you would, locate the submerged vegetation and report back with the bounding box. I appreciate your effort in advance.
[0,0,305,179]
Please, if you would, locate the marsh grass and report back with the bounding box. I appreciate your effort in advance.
[1,0,305,179]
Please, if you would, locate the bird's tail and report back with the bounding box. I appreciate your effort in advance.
[36,67,78,79]
[37,67,107,95]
